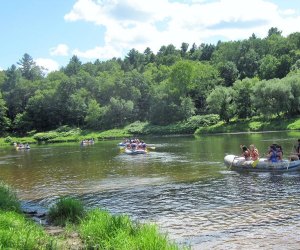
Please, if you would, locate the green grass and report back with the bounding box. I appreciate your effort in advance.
[0,182,21,212]
[78,208,184,250]
[0,210,56,249]
[47,197,85,227]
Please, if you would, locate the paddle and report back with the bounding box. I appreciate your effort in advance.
[251,159,259,167]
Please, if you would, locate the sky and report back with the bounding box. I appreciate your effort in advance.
[1,0,300,73]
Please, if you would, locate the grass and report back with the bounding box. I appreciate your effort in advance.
[0,211,56,249]
[0,181,186,250]
[47,197,85,226]
[0,182,21,212]
[78,208,184,250]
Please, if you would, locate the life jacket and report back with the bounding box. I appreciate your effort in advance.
[269,149,277,162]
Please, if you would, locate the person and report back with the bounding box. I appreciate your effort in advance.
[290,139,300,161]
[249,144,259,161]
[276,144,283,161]
[267,145,278,162]
[240,145,251,160]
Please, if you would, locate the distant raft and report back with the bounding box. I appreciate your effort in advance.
[224,154,300,172]
[124,148,147,155]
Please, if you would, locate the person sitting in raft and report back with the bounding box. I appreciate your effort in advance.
[276,144,283,161]
[267,145,278,162]
[249,144,259,161]
[240,145,251,160]
[290,139,300,161]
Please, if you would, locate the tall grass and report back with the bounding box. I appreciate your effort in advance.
[0,210,56,249]
[47,197,85,226]
[79,209,183,250]
[0,182,21,212]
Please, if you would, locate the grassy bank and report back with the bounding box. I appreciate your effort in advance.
[195,117,300,134]
[0,182,186,249]
[1,116,300,147]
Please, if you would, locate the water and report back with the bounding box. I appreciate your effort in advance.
[1,132,300,249]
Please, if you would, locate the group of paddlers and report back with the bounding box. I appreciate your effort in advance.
[240,139,300,163]
[121,139,147,150]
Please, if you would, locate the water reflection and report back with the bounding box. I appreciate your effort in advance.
[1,132,300,249]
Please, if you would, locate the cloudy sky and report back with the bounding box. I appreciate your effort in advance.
[1,0,300,72]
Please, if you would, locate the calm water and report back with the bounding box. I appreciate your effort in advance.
[1,132,300,249]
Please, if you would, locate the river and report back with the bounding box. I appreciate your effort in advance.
[1,131,300,249]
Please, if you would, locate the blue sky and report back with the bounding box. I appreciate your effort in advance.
[1,0,300,72]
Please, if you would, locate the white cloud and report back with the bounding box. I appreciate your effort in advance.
[50,44,69,56]
[72,45,121,59]
[64,0,300,59]
[35,58,60,73]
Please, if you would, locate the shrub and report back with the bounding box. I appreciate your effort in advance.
[33,132,59,142]
[0,182,21,212]
[4,136,13,143]
[47,197,85,226]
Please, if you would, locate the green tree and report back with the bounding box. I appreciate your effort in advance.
[217,61,239,86]
[101,97,134,128]
[64,55,82,76]
[252,79,292,117]
[17,53,43,81]
[84,99,103,129]
[206,86,235,122]
[0,93,10,133]
[258,55,280,80]
[232,78,258,118]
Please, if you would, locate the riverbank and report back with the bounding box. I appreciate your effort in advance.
[0,182,186,250]
[1,116,300,147]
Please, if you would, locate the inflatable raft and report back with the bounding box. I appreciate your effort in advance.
[224,154,300,172]
[125,148,147,155]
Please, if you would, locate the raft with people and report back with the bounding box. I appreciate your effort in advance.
[119,138,148,155]
[224,154,300,172]
[224,142,300,172]
[14,142,30,150]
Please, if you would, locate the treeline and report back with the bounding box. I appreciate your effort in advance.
[1,27,300,135]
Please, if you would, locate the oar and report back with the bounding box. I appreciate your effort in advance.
[147,146,156,150]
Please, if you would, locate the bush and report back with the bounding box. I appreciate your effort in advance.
[0,182,21,212]
[47,197,85,226]
[4,136,13,143]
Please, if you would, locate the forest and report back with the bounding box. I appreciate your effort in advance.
[1,27,300,135]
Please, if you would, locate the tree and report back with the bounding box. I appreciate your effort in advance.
[206,86,235,122]
[64,55,82,76]
[17,53,43,80]
[232,78,258,118]
[84,99,103,129]
[200,43,215,61]
[258,55,280,80]
[237,48,260,79]
[180,42,189,58]
[217,61,239,86]
[101,97,134,128]
[252,79,292,117]
[267,27,282,37]
[0,93,10,134]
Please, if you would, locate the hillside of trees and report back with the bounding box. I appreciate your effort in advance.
[1,27,300,135]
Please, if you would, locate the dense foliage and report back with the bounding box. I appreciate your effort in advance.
[1,27,300,135]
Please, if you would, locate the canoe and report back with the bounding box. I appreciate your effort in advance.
[224,154,300,172]
[125,148,147,155]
